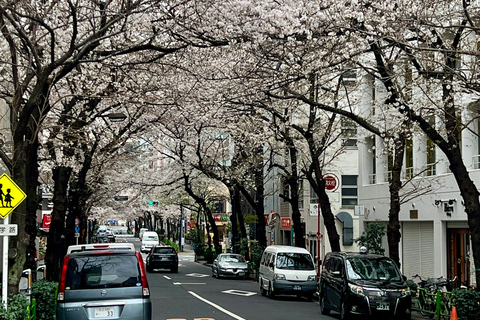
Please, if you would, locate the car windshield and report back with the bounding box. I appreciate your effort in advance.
[346,257,402,281]
[220,255,245,263]
[65,255,141,290]
[275,253,314,270]
[154,248,175,254]
[145,235,158,240]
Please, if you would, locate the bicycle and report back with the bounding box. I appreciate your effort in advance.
[410,274,436,318]
[409,274,455,320]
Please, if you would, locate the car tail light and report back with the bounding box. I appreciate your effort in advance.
[57,255,70,301]
[136,251,150,297]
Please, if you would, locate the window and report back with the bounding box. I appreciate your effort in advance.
[211,198,226,213]
[427,137,436,176]
[65,255,140,290]
[341,117,357,147]
[405,138,413,179]
[276,253,314,270]
[342,175,358,208]
[298,180,304,209]
[310,184,318,204]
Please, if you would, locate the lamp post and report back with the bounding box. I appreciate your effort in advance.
[101,112,127,122]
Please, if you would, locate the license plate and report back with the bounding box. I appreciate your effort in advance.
[293,285,302,290]
[95,307,114,318]
[238,272,245,276]
[377,302,390,311]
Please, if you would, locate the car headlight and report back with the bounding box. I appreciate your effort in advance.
[307,275,316,281]
[348,283,365,296]
[274,273,285,280]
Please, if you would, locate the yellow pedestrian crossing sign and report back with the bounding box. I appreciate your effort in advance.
[0,174,26,219]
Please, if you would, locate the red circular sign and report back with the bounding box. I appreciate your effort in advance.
[324,174,339,192]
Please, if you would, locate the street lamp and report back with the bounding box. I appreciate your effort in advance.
[101,112,127,122]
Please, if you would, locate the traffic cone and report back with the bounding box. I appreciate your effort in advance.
[450,305,458,320]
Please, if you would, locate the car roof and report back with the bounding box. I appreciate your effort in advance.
[325,251,387,259]
[66,243,135,254]
[264,245,311,254]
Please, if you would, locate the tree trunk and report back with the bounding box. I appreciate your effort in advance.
[387,135,405,268]
[25,136,41,275]
[8,141,29,294]
[45,166,72,281]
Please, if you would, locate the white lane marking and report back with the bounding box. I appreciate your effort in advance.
[186,273,210,278]
[164,276,171,280]
[188,291,246,320]
[174,282,206,285]
[222,289,256,297]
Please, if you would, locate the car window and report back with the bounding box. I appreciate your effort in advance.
[144,235,158,240]
[275,253,314,270]
[221,255,245,263]
[346,257,402,281]
[154,248,175,254]
[65,255,141,290]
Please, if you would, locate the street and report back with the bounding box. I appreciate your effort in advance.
[112,238,424,320]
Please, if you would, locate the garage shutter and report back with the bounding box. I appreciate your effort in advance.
[402,222,434,278]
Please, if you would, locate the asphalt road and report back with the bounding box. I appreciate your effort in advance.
[117,237,426,320]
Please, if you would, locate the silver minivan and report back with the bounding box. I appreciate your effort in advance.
[56,243,151,320]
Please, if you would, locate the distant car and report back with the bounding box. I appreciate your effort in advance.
[318,248,411,320]
[146,246,178,273]
[106,230,115,242]
[141,232,159,253]
[211,253,249,279]
[56,243,151,320]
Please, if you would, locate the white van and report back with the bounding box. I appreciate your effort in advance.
[259,245,317,300]
[141,231,159,252]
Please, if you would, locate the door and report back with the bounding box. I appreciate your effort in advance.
[448,228,470,288]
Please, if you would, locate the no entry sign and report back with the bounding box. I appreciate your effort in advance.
[324,174,339,192]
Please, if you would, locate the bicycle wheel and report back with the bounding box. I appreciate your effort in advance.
[440,295,452,320]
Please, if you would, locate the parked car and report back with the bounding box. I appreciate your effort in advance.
[56,243,151,320]
[141,231,159,253]
[259,245,316,300]
[146,245,178,273]
[318,248,411,320]
[211,253,249,279]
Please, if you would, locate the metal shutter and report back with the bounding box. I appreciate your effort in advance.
[402,221,434,278]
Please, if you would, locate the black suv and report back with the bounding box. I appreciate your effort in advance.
[146,245,178,273]
[318,249,411,320]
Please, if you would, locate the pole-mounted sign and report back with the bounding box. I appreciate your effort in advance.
[0,173,27,219]
[0,173,27,308]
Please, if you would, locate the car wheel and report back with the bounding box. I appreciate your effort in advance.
[268,282,275,299]
[260,280,266,296]
[171,266,178,273]
[211,268,215,278]
[319,291,330,315]
[340,300,350,320]
[215,268,220,279]
[146,265,153,273]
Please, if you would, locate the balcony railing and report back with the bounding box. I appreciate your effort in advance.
[426,163,436,176]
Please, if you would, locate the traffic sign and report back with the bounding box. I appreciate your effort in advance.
[0,224,17,236]
[0,174,27,219]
